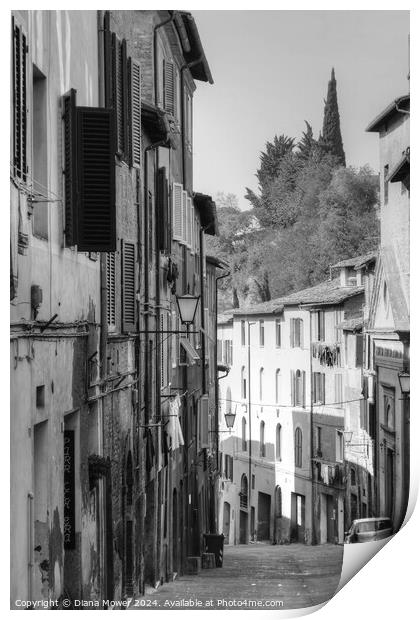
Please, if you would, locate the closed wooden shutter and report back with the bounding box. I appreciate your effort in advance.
[12,19,27,180]
[182,191,188,245]
[63,89,78,246]
[76,107,116,251]
[112,34,126,155]
[163,59,175,116]
[186,196,192,247]
[172,183,183,241]
[104,27,113,108]
[128,58,141,168]
[106,252,116,327]
[122,241,136,331]
[302,371,306,408]
[157,167,169,252]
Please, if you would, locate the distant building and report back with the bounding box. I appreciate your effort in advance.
[366,94,410,531]
[217,270,371,546]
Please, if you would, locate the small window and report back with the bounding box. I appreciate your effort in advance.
[315,426,322,454]
[260,421,265,457]
[241,320,246,346]
[36,385,45,408]
[241,366,247,399]
[259,367,264,401]
[275,369,281,404]
[32,65,48,239]
[276,424,282,461]
[295,427,303,468]
[336,430,344,462]
[251,474,255,490]
[350,468,356,486]
[290,318,304,348]
[275,319,281,348]
[384,164,389,204]
[259,320,265,347]
[241,416,247,451]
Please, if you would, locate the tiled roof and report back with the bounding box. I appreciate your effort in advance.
[332,251,377,269]
[232,277,365,317]
[217,311,234,325]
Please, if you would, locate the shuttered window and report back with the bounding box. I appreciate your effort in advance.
[12,19,27,180]
[122,241,136,331]
[355,334,364,368]
[186,196,192,247]
[157,168,170,252]
[163,59,176,116]
[111,34,128,156]
[290,318,303,348]
[63,89,77,246]
[313,372,325,404]
[76,107,116,251]
[199,395,209,449]
[128,58,141,168]
[172,183,183,241]
[106,252,116,327]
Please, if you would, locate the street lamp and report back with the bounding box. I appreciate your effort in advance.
[176,293,200,326]
[398,370,410,395]
[224,410,236,430]
[343,430,353,446]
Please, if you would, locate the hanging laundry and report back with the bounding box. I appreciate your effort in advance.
[168,393,184,451]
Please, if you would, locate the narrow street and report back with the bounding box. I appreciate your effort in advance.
[129,543,343,611]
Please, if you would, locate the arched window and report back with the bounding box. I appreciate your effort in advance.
[260,420,265,457]
[241,366,246,399]
[295,427,303,468]
[275,369,281,404]
[242,416,247,451]
[276,424,282,461]
[259,367,264,401]
[275,486,282,517]
[240,474,248,508]
[350,468,356,486]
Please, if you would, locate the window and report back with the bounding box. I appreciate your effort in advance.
[184,90,193,150]
[290,318,303,348]
[336,430,344,462]
[384,164,389,204]
[276,424,282,461]
[315,426,322,456]
[240,475,248,508]
[241,366,247,399]
[172,182,183,241]
[315,310,325,342]
[241,320,246,346]
[36,385,45,408]
[275,369,281,404]
[259,367,264,401]
[32,65,48,239]
[334,309,342,342]
[12,18,27,180]
[291,370,306,407]
[275,319,282,348]
[350,468,356,486]
[157,167,170,253]
[355,334,364,368]
[259,320,265,346]
[383,387,395,430]
[252,474,255,489]
[217,339,223,363]
[313,372,325,404]
[295,427,303,468]
[163,59,176,117]
[260,421,265,457]
[223,340,233,366]
[334,373,343,405]
[224,454,233,481]
[104,26,130,160]
[241,417,247,451]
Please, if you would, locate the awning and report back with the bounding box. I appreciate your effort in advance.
[180,337,200,363]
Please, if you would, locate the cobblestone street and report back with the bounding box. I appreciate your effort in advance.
[129,543,343,611]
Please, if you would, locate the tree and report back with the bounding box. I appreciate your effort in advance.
[322,68,346,166]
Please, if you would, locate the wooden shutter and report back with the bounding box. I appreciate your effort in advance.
[112,34,126,155]
[122,241,136,331]
[104,27,113,108]
[186,196,192,247]
[12,19,27,180]
[181,191,188,244]
[106,252,116,327]
[63,89,78,246]
[157,167,169,252]
[76,107,116,251]
[163,59,175,116]
[302,371,306,408]
[172,183,183,241]
[290,319,294,347]
[200,395,209,448]
[128,58,141,168]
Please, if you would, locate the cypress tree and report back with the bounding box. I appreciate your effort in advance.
[322,68,346,166]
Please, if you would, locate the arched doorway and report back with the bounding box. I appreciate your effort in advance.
[223,501,230,541]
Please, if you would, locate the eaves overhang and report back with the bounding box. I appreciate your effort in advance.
[366,95,410,132]
[193,192,219,236]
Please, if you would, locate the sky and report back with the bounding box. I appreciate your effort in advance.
[191,10,410,210]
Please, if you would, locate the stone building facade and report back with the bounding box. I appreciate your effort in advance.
[10,9,219,607]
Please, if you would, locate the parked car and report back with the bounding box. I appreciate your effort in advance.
[344,518,393,543]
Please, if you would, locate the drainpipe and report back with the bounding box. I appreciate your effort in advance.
[247,320,255,541]
[309,311,315,545]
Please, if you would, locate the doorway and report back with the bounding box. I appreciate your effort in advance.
[239,511,248,544]
[257,492,271,540]
[326,495,335,543]
[291,493,305,543]
[223,502,230,542]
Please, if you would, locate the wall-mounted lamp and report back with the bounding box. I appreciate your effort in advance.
[176,293,200,326]
[224,410,236,429]
[398,369,410,395]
